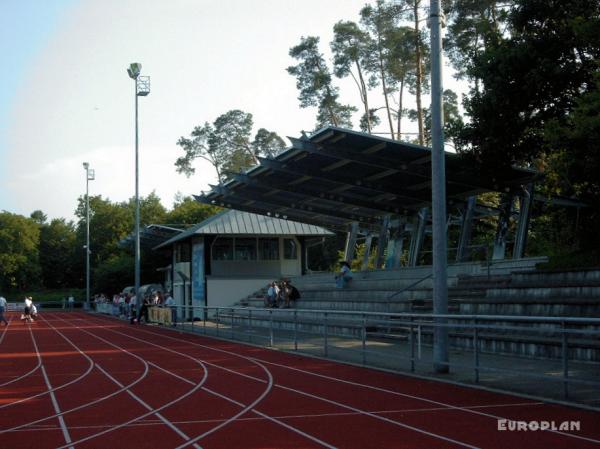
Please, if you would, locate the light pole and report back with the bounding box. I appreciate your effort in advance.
[83,162,95,311]
[127,63,150,320]
[429,0,449,373]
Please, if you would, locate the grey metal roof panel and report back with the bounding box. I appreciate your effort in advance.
[154,208,334,249]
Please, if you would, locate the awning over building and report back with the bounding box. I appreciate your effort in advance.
[119,224,184,249]
[196,127,539,231]
[154,209,334,249]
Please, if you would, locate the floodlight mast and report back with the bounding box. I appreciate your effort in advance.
[127,62,149,321]
[83,162,94,311]
[429,0,449,373]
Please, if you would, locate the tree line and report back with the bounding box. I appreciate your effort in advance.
[0,194,220,295]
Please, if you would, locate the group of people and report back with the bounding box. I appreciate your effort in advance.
[264,279,300,308]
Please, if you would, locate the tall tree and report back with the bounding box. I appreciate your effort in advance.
[331,21,375,132]
[417,89,464,145]
[176,110,286,181]
[126,191,167,227]
[75,195,132,266]
[457,0,600,168]
[406,0,429,145]
[445,0,508,92]
[360,1,400,139]
[287,36,357,129]
[386,25,418,139]
[166,195,222,225]
[30,210,47,225]
[0,212,41,290]
[456,0,600,256]
[39,218,77,288]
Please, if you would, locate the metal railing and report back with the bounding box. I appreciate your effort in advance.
[94,304,600,405]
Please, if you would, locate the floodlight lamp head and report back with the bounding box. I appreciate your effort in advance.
[83,162,89,169]
[127,62,142,79]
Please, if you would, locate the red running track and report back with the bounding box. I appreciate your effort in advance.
[0,311,599,449]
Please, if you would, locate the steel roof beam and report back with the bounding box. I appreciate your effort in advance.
[195,194,350,230]
[231,173,408,215]
[208,184,380,224]
[257,156,432,205]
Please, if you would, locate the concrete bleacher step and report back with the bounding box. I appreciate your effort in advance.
[227,260,600,362]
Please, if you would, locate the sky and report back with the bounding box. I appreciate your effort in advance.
[0,0,461,222]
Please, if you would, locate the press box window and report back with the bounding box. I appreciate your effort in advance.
[259,238,279,260]
[283,238,298,260]
[213,237,233,260]
[235,238,257,260]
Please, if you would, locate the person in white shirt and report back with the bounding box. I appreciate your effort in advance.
[264,282,277,308]
[23,297,33,323]
[0,295,8,325]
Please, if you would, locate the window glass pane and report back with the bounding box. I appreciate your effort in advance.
[175,243,190,262]
[259,238,279,260]
[235,238,257,260]
[213,238,233,260]
[284,238,297,260]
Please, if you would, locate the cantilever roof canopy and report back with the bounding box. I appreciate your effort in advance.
[196,127,539,231]
[119,224,184,249]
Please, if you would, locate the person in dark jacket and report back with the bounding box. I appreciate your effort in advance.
[282,280,300,308]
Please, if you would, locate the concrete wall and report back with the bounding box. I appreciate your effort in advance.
[207,277,272,309]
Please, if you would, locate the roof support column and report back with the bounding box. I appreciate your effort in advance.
[385,233,405,269]
[375,215,391,269]
[344,222,359,263]
[513,183,534,259]
[456,196,476,262]
[409,208,429,267]
[361,234,373,271]
[492,192,515,260]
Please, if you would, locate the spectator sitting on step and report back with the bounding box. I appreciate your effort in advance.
[276,281,289,308]
[335,261,353,288]
[282,280,300,308]
[264,282,278,308]
[287,281,300,304]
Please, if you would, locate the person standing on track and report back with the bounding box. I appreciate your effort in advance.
[23,296,33,323]
[0,294,8,325]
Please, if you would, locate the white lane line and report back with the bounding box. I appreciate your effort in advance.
[148,361,339,449]
[172,362,273,449]
[29,324,74,449]
[251,357,600,445]
[95,363,203,449]
[19,400,549,433]
[103,319,483,449]
[78,315,280,449]
[0,316,147,434]
[0,316,43,389]
[49,313,210,449]
[0,315,13,345]
[0,318,95,413]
